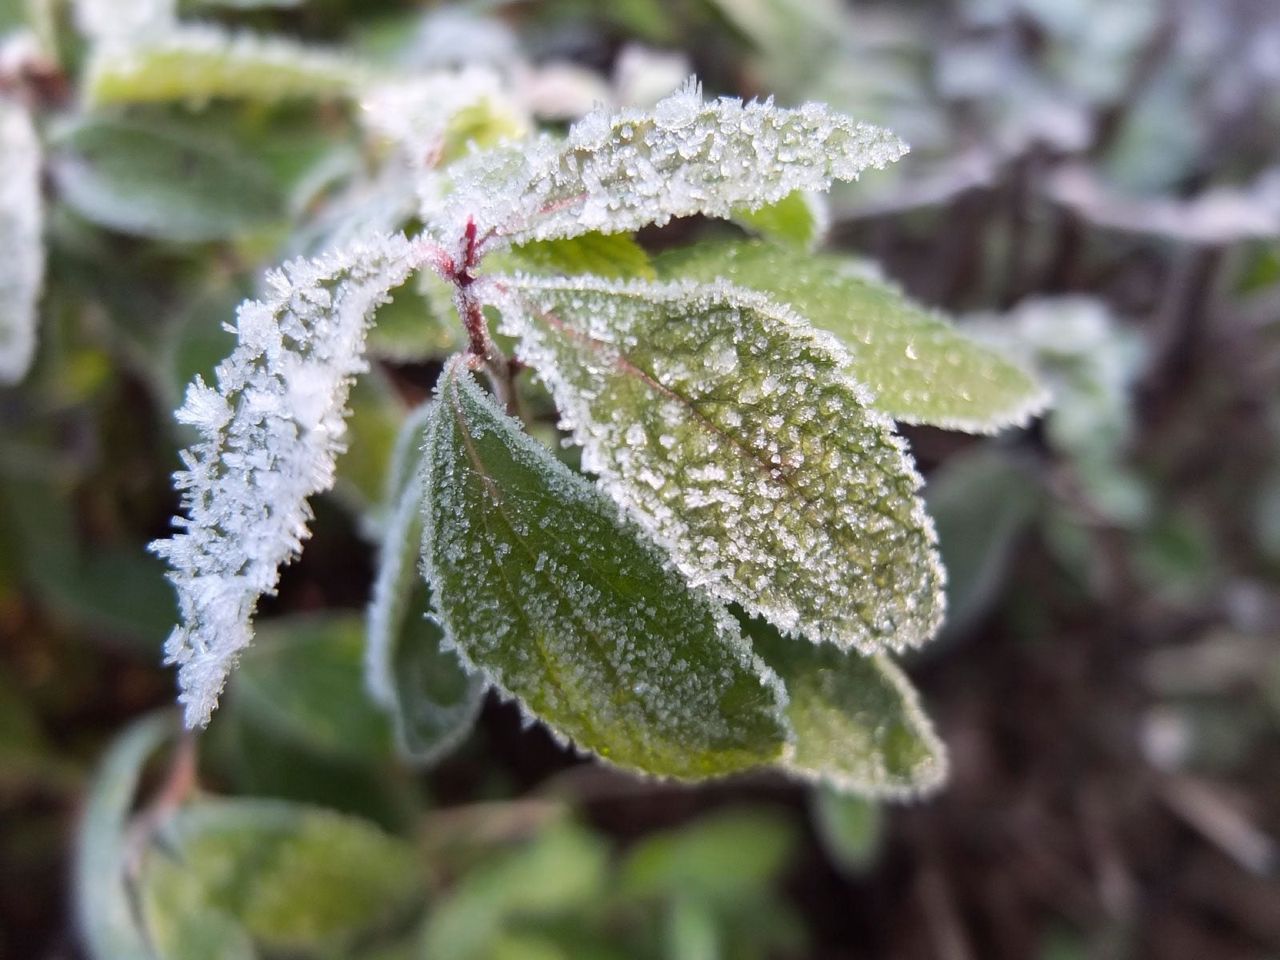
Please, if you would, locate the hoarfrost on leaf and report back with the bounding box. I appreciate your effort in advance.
[421,359,790,779]
[658,240,1048,432]
[426,78,907,251]
[491,275,945,654]
[747,617,947,797]
[151,233,418,728]
[0,96,42,386]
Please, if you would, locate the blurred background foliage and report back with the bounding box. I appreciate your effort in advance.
[1,0,1278,957]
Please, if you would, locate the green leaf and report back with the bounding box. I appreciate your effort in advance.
[493,232,656,280]
[730,190,826,250]
[667,897,720,960]
[656,240,1048,431]
[421,821,608,960]
[496,275,943,654]
[75,712,174,960]
[748,617,947,796]
[620,809,797,903]
[230,613,395,766]
[434,80,906,246]
[422,358,788,779]
[367,404,485,766]
[86,26,367,106]
[139,799,423,956]
[332,365,406,513]
[926,447,1041,635]
[366,272,462,360]
[49,116,286,242]
[811,786,883,873]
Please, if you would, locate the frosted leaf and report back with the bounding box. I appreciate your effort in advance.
[151,233,418,728]
[366,402,484,766]
[486,231,656,281]
[748,617,947,797]
[85,24,366,105]
[658,240,1048,432]
[731,190,829,251]
[427,77,906,249]
[422,359,789,779]
[493,275,944,654]
[0,97,43,385]
[75,0,174,45]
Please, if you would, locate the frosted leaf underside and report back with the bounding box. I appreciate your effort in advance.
[152,234,416,728]
[747,618,947,796]
[0,97,43,385]
[495,276,944,653]
[366,404,484,766]
[431,79,906,250]
[658,240,1048,432]
[422,360,789,779]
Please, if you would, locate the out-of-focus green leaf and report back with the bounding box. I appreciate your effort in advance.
[230,613,395,765]
[656,240,1047,431]
[422,359,789,779]
[667,896,720,960]
[620,809,797,904]
[333,366,406,513]
[927,446,1041,634]
[367,403,485,766]
[494,232,656,280]
[747,617,947,796]
[86,26,366,106]
[499,275,943,655]
[140,799,422,956]
[75,712,174,960]
[811,786,883,873]
[421,821,608,960]
[366,272,461,360]
[731,190,825,250]
[49,116,287,242]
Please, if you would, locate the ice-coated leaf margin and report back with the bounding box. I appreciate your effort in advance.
[0,97,43,385]
[490,274,945,654]
[429,78,906,253]
[152,233,418,728]
[421,358,791,779]
[366,402,485,766]
[657,240,1049,433]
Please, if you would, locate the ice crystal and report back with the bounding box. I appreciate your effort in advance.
[491,275,945,654]
[0,97,43,385]
[427,78,907,250]
[152,234,417,727]
[422,360,790,778]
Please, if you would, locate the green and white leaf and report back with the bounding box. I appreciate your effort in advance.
[0,96,42,385]
[422,359,789,779]
[730,190,828,250]
[658,240,1048,431]
[75,0,173,45]
[430,78,906,249]
[139,799,422,956]
[748,617,946,796]
[493,275,944,654]
[75,712,174,960]
[491,231,656,280]
[366,403,485,766]
[49,115,288,243]
[151,234,419,728]
[86,24,367,105]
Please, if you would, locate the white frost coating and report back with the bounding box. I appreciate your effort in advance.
[151,234,417,728]
[426,77,907,250]
[490,274,945,654]
[0,98,43,386]
[85,23,366,104]
[75,0,174,44]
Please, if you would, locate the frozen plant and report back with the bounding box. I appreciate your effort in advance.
[154,78,1047,795]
